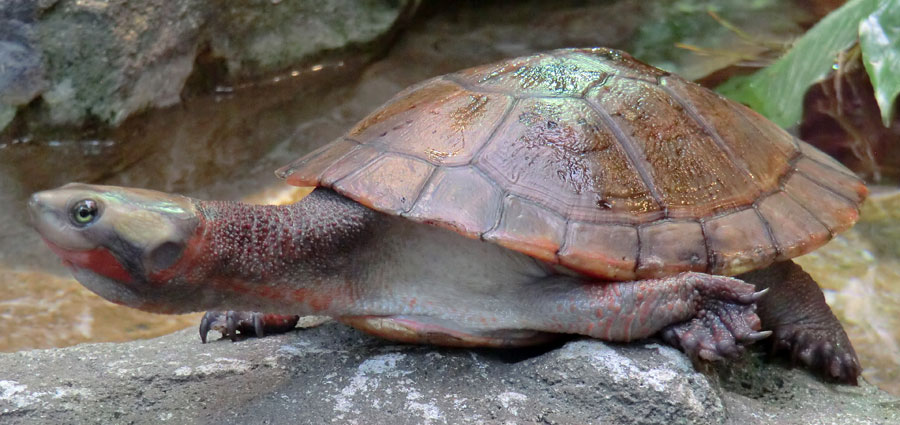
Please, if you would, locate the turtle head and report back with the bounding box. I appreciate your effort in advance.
[28,183,201,312]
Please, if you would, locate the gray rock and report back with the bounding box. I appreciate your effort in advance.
[0,20,46,107]
[0,0,416,132]
[207,0,416,77]
[1,321,897,424]
[0,1,47,130]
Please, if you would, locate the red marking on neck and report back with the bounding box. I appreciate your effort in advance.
[42,238,133,283]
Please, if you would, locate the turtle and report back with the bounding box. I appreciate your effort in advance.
[28,47,867,384]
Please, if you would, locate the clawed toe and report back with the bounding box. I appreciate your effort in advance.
[663,314,743,362]
[199,311,215,343]
[771,325,861,385]
[200,311,256,343]
[199,311,300,343]
[832,353,861,385]
[663,322,724,361]
[663,293,767,362]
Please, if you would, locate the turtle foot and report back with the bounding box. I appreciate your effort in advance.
[661,285,770,362]
[738,260,861,385]
[770,323,861,385]
[199,311,300,343]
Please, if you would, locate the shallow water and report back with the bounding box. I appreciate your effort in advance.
[1,1,898,396]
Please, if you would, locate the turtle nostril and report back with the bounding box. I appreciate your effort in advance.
[27,193,46,224]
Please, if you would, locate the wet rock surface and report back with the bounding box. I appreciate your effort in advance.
[0,3,46,130]
[1,322,897,425]
[0,0,415,133]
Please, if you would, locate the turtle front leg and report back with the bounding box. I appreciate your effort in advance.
[738,260,861,385]
[199,311,300,343]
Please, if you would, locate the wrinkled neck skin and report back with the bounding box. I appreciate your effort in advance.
[156,189,377,315]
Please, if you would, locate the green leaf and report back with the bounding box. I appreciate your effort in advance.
[860,0,900,127]
[626,0,805,79]
[717,0,880,127]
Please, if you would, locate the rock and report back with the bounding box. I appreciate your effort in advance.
[1,322,896,424]
[0,0,416,133]
[0,1,47,130]
[207,0,414,78]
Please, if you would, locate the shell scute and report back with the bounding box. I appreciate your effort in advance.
[782,172,859,234]
[637,220,708,276]
[587,77,757,218]
[475,97,661,223]
[703,209,776,275]
[558,222,638,280]
[278,138,358,186]
[454,51,608,97]
[349,79,512,166]
[404,167,502,238]
[332,154,433,213]
[320,145,381,186]
[659,77,796,189]
[795,154,867,203]
[483,196,567,263]
[757,191,831,260]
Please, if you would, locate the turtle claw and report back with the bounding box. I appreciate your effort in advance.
[199,311,300,343]
[225,311,241,342]
[746,330,773,342]
[199,313,211,344]
[738,288,769,304]
[252,313,265,339]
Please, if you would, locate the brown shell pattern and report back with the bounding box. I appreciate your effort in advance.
[276,48,867,280]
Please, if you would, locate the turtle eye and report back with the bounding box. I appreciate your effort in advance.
[70,199,100,226]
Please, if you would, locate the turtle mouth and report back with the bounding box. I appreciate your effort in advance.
[40,237,155,310]
[41,238,179,313]
[40,237,78,269]
[68,264,150,310]
[40,237,135,284]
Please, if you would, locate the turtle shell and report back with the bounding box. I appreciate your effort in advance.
[276,48,867,280]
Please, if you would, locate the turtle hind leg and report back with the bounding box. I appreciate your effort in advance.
[738,260,861,385]
[199,311,300,343]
